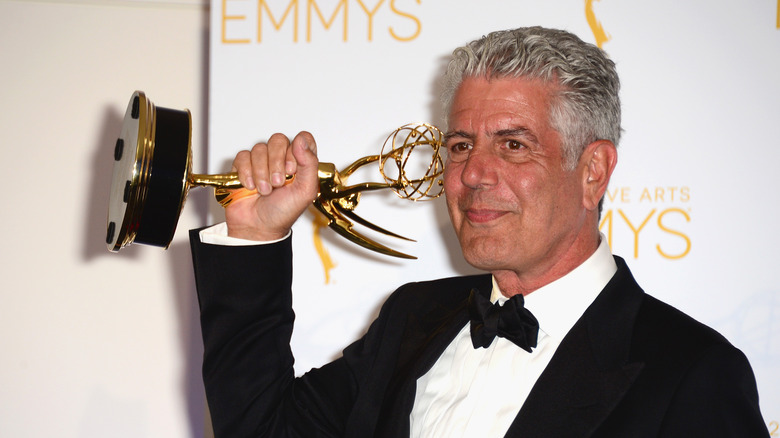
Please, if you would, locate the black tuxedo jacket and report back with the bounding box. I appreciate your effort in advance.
[190,231,768,437]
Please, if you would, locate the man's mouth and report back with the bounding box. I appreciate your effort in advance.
[464,208,507,224]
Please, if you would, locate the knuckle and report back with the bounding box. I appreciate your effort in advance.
[233,150,250,166]
[268,133,289,143]
[250,142,268,155]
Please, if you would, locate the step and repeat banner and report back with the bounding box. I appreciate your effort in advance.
[208,0,779,429]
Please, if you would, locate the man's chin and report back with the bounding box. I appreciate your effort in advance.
[460,244,508,272]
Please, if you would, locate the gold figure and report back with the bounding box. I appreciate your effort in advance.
[585,0,611,49]
[312,210,337,284]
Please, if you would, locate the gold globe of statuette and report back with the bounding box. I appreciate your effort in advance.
[380,123,445,202]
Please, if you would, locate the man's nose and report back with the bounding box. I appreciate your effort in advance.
[460,149,498,189]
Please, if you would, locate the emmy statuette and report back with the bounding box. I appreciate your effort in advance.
[106,91,445,259]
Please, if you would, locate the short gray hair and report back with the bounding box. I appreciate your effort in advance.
[441,26,621,169]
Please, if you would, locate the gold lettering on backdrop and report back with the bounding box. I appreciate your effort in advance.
[599,186,692,260]
[225,0,422,43]
[222,0,252,43]
[258,0,300,42]
[639,186,690,202]
[606,186,630,203]
[607,186,690,203]
[599,209,614,246]
[356,0,385,41]
[618,209,656,259]
[307,0,349,42]
[777,0,779,28]
[389,0,422,42]
[585,0,610,48]
[656,208,691,259]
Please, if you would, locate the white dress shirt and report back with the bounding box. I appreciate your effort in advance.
[410,237,617,438]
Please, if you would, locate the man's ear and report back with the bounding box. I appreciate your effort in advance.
[580,140,618,212]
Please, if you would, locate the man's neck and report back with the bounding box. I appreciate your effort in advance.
[492,231,602,297]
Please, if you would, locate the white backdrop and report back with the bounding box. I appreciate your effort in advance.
[0,0,210,436]
[209,0,780,433]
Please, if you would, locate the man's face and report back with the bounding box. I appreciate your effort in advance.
[443,76,591,283]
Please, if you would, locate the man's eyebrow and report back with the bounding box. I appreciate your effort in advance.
[444,128,540,144]
[443,130,472,142]
[494,128,538,143]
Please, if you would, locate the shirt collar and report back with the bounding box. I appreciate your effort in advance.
[490,234,617,341]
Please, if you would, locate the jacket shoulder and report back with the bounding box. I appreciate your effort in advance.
[385,274,492,313]
[632,293,732,363]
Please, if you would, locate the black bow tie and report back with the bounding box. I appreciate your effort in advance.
[468,289,539,352]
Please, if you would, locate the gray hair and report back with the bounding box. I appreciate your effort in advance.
[441,26,621,169]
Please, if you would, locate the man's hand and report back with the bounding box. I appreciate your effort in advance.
[225,132,320,241]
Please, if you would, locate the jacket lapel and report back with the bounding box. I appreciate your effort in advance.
[375,275,492,437]
[505,257,646,438]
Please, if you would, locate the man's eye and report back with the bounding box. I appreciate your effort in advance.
[446,142,472,161]
[504,140,524,150]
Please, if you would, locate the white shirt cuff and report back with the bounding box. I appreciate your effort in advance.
[198,222,291,246]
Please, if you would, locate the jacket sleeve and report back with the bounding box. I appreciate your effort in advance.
[190,230,362,437]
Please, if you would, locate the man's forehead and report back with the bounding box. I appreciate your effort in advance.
[447,94,552,141]
[448,76,555,122]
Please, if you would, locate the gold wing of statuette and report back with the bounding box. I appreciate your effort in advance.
[313,162,417,259]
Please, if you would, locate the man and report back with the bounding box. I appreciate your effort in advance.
[190,27,768,437]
